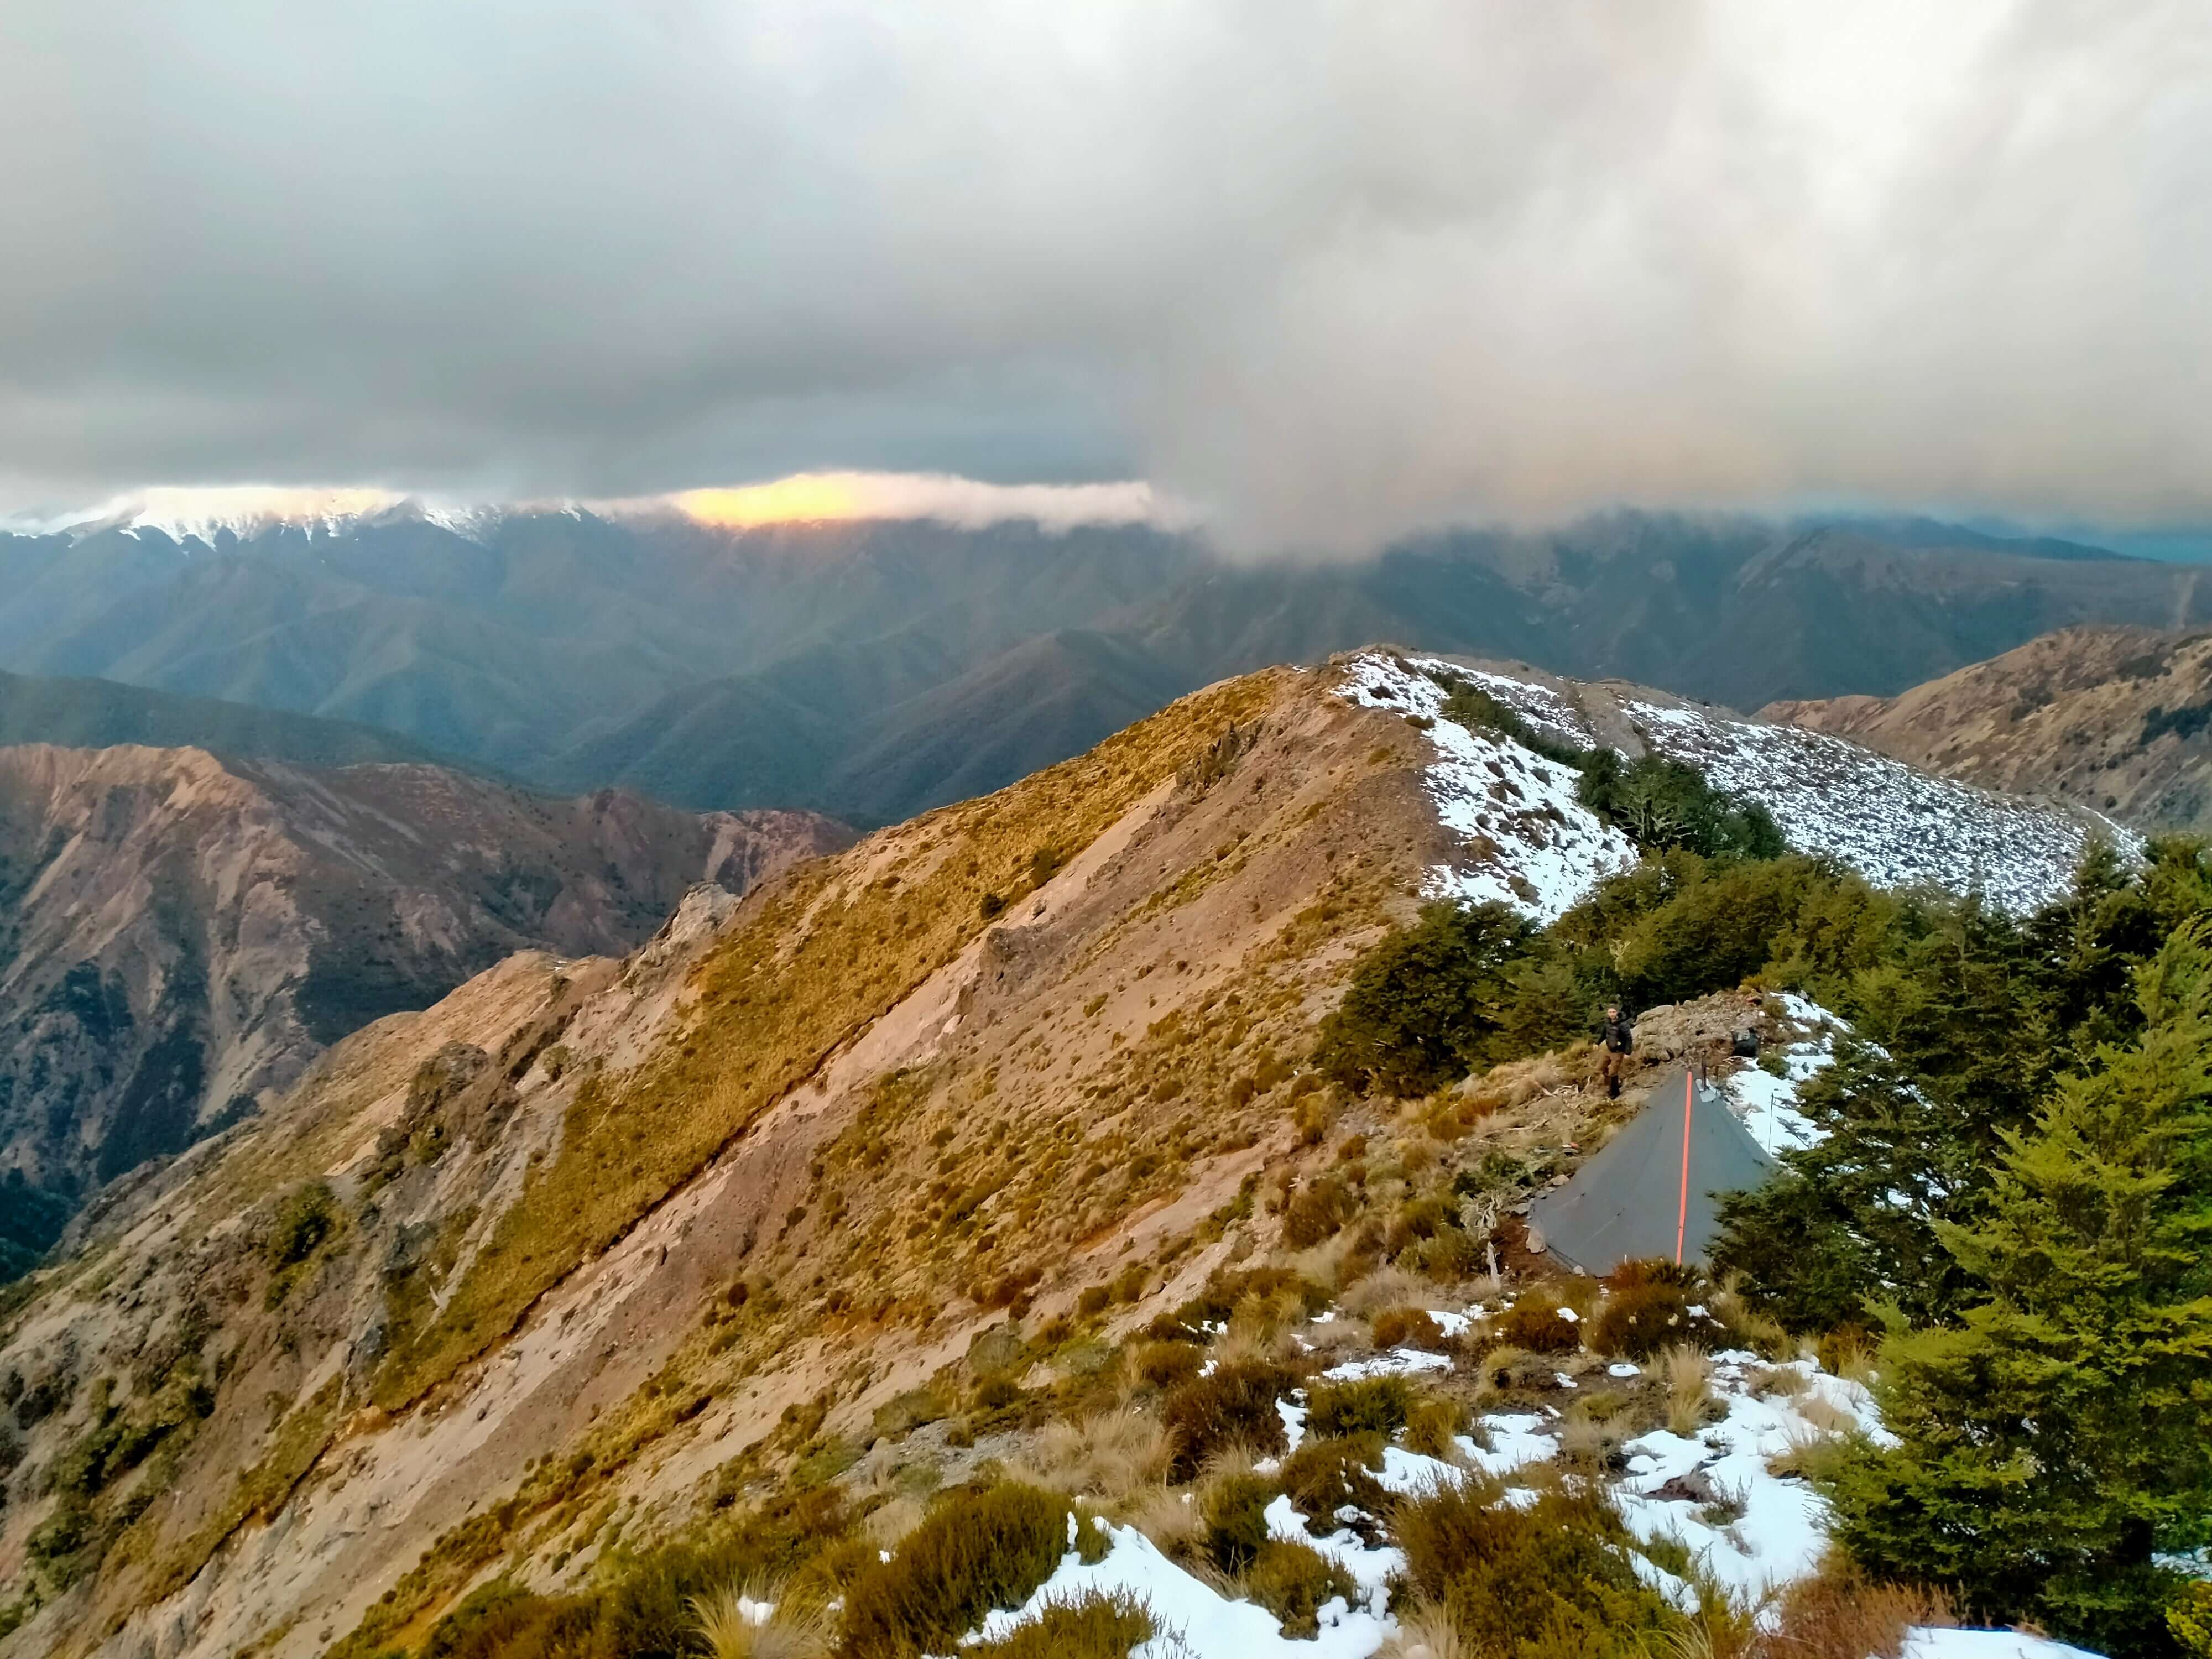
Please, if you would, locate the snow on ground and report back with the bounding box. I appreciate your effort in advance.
[975,1329,2076,1658]
[973,1517,1395,1659]
[1629,700,2132,915]
[1614,1354,1895,1610]
[1319,1348,1454,1381]
[1335,653,1635,922]
[1335,650,2124,923]
[1902,1634,2105,1659]
[1725,994,1849,1155]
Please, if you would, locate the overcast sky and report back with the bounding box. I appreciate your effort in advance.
[3,1,2206,551]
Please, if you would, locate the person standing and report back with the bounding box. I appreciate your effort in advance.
[1598,1004,1634,1098]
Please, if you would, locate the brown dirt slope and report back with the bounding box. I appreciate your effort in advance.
[1764,624,2212,833]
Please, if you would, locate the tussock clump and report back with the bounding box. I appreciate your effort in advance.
[1306,1375,1412,1440]
[1392,1477,1679,1659]
[839,1483,1074,1659]
[1282,1173,1362,1249]
[1146,1267,1329,1343]
[1404,1396,1465,1459]
[1161,1361,1296,1480]
[1659,1345,1716,1436]
[691,1579,833,1659]
[1757,1559,1955,1659]
[967,1589,1156,1659]
[1246,1538,1359,1638]
[1013,1410,1166,1504]
[1341,1265,1430,1318]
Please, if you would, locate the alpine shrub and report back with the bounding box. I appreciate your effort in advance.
[1305,1375,1412,1439]
[1160,1361,1296,1481]
[1392,1477,1678,1658]
[1245,1540,1358,1639]
[840,1483,1071,1659]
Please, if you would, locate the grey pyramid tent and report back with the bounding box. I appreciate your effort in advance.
[1528,1066,1777,1275]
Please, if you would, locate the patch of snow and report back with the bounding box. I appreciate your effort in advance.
[1321,1348,1454,1381]
[1902,1634,2104,1659]
[1629,700,2134,915]
[1457,1413,1558,1479]
[1613,1354,1894,1614]
[1608,1362,1643,1379]
[1426,1308,1472,1338]
[974,1522,1396,1658]
[1336,653,1636,922]
[1725,994,1849,1154]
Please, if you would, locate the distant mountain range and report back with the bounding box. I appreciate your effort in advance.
[6,505,2211,825]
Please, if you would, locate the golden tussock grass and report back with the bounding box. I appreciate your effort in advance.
[1660,1344,1714,1436]
[691,1579,833,1659]
[1009,1408,1168,1505]
[372,673,1290,1407]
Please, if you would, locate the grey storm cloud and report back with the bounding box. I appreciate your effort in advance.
[2,1,2208,550]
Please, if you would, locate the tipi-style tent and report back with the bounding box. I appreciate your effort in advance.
[1528,1065,1776,1275]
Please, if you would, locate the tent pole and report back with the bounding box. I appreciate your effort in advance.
[1675,1070,1693,1265]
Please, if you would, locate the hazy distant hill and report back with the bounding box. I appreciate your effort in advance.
[1767,624,2212,833]
[7,506,2211,821]
[0,666,453,770]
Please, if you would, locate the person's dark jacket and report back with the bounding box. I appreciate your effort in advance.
[1601,1014,1634,1054]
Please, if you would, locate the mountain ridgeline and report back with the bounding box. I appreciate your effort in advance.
[7,507,2212,826]
[3,650,2198,1659]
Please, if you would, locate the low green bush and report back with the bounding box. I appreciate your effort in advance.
[1201,1470,1275,1572]
[969,1590,1156,1659]
[1247,1539,1359,1638]
[1589,1264,1725,1359]
[1160,1362,1296,1481]
[841,1483,1073,1659]
[1132,1340,1203,1391]
[1392,1477,1679,1659]
[1306,1375,1411,1439]
[1496,1300,1580,1355]
[1279,1433,1387,1526]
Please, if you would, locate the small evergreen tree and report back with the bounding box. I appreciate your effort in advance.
[1313,902,1547,1095]
[1829,923,2212,1655]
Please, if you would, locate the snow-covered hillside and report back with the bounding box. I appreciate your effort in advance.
[957,1312,2099,1659]
[1629,698,2133,916]
[1338,651,2129,918]
[1337,653,1635,922]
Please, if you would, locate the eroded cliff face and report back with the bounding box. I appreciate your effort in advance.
[0,742,848,1214]
[1766,624,2212,834]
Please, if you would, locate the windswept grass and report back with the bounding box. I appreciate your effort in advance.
[372,674,1287,1407]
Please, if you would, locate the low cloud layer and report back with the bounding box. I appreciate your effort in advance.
[2,2,2206,552]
